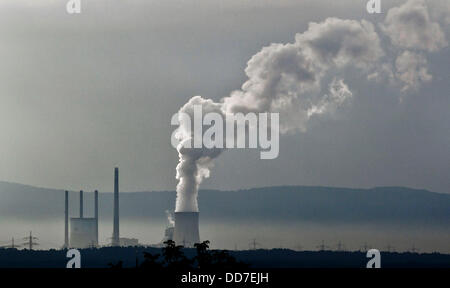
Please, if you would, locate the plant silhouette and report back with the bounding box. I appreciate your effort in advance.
[161,240,193,270]
[137,240,247,270]
[107,260,123,269]
[140,252,163,270]
[194,240,212,268]
[108,240,247,269]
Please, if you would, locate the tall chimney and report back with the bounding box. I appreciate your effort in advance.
[94,190,99,246]
[64,190,69,248]
[79,190,83,218]
[112,167,120,246]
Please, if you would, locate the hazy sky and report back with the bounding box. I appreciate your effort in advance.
[0,0,448,193]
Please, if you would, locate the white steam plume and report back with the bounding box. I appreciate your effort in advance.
[174,18,380,212]
[174,97,224,212]
[165,210,175,227]
[173,0,449,212]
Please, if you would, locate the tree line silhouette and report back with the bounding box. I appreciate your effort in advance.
[108,240,248,270]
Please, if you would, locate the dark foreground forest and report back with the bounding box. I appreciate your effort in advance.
[0,240,449,268]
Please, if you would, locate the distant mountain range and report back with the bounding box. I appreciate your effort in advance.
[0,181,448,225]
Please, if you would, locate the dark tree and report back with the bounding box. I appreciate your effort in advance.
[137,240,247,270]
[194,240,212,269]
[140,252,163,269]
[108,260,123,269]
[162,240,193,270]
[193,240,248,270]
[210,250,248,270]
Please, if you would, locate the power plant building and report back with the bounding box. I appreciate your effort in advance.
[70,217,97,248]
[62,167,139,248]
[119,237,139,247]
[163,226,174,242]
[65,190,99,249]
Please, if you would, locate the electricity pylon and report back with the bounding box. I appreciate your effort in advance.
[22,231,39,250]
[249,239,261,250]
[316,240,329,251]
[0,237,21,249]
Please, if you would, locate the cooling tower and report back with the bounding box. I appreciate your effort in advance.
[173,212,200,247]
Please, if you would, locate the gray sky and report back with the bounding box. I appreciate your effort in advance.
[0,0,448,193]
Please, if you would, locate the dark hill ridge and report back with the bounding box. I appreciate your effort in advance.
[0,182,448,224]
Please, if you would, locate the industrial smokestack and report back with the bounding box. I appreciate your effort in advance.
[94,190,99,246]
[173,212,200,247]
[79,190,83,218]
[112,167,119,246]
[64,190,69,248]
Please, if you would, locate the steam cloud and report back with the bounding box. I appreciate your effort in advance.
[173,0,449,212]
[166,210,175,226]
